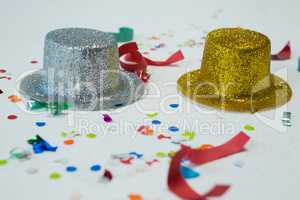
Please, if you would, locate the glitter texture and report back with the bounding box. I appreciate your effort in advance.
[18,28,145,111]
[178,28,292,112]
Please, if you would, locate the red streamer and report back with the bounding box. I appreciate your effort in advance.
[271,41,291,60]
[168,132,250,200]
[119,42,184,82]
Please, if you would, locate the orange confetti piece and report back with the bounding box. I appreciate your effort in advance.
[8,95,22,103]
[137,125,154,136]
[128,194,143,200]
[64,139,74,145]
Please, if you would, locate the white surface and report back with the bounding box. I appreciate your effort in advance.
[1,0,300,199]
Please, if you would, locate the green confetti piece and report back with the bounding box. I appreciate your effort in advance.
[181,131,196,141]
[112,27,134,43]
[0,160,8,166]
[49,172,61,180]
[61,132,68,138]
[146,112,158,118]
[244,125,255,131]
[156,152,167,158]
[87,133,97,139]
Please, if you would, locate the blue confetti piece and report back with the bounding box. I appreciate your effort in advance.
[90,164,101,172]
[29,135,57,154]
[129,152,143,159]
[169,103,179,108]
[169,126,179,132]
[35,122,46,127]
[181,166,200,179]
[152,120,161,125]
[66,166,77,172]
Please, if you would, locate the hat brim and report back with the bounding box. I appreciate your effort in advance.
[18,69,146,111]
[177,69,292,112]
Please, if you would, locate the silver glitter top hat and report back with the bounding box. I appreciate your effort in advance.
[18,28,145,110]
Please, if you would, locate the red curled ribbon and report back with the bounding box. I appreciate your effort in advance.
[271,41,291,60]
[119,42,184,82]
[168,132,250,200]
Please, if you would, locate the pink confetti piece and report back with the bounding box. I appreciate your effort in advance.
[157,134,171,140]
[102,114,112,123]
[146,159,159,166]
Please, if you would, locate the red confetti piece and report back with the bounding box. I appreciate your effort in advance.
[119,42,184,82]
[271,41,291,60]
[102,114,112,123]
[157,134,171,140]
[7,115,17,120]
[30,60,38,64]
[103,169,113,181]
[120,157,134,165]
[146,159,159,166]
[0,69,6,73]
[167,132,250,200]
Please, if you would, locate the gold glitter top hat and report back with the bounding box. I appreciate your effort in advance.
[178,28,292,112]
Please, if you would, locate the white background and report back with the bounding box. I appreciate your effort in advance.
[0,0,300,199]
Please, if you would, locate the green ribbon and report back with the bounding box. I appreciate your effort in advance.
[111,27,134,43]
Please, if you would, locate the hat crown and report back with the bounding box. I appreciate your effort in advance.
[200,28,271,98]
[43,28,120,102]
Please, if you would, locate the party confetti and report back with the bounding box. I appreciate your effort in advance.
[168,126,179,132]
[8,95,21,103]
[151,120,161,125]
[25,167,39,174]
[66,166,77,172]
[137,125,154,136]
[244,124,255,131]
[86,133,97,139]
[181,131,196,141]
[181,166,200,179]
[146,112,158,118]
[120,157,134,165]
[101,169,113,182]
[64,139,75,145]
[146,159,159,166]
[90,164,101,172]
[30,60,38,64]
[233,160,245,168]
[53,158,69,165]
[129,152,143,159]
[128,194,143,200]
[0,76,11,80]
[7,114,17,120]
[271,41,291,60]
[0,69,6,73]
[9,147,31,160]
[102,114,112,123]
[28,135,57,154]
[156,152,167,158]
[169,103,179,108]
[157,134,171,140]
[35,122,46,127]
[0,159,8,166]
[49,172,62,180]
[282,111,292,127]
